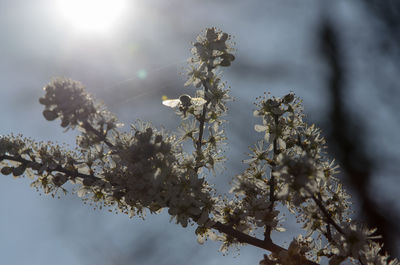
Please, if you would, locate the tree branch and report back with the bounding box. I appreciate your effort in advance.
[311,193,344,235]
[82,121,114,148]
[0,154,99,182]
[212,222,319,265]
[194,79,210,172]
[264,115,279,241]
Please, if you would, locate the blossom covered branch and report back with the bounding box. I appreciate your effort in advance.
[0,28,398,265]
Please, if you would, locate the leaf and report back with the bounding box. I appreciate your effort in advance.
[38,97,49,105]
[12,165,25,177]
[42,110,58,121]
[1,166,13,175]
[219,60,231,67]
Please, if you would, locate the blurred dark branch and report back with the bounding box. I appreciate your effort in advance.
[362,0,400,128]
[362,0,400,48]
[318,18,400,257]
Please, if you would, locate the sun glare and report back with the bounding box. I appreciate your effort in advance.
[56,0,127,33]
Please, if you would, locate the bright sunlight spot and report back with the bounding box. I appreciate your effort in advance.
[56,0,127,33]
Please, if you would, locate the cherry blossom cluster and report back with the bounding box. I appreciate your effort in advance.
[178,27,234,173]
[0,133,83,195]
[248,93,397,264]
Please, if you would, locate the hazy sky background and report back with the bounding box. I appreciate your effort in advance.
[1,1,399,264]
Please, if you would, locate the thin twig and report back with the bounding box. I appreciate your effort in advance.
[82,121,114,148]
[264,115,279,241]
[311,193,344,235]
[194,78,210,172]
[1,154,98,182]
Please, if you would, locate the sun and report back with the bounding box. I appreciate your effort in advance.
[56,0,127,33]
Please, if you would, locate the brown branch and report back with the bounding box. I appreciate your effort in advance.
[1,154,98,182]
[194,79,210,172]
[196,107,207,151]
[212,222,319,265]
[311,193,344,235]
[82,121,114,148]
[2,151,322,265]
[264,115,279,241]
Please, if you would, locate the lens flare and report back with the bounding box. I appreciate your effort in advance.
[56,0,127,33]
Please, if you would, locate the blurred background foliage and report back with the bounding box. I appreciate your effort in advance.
[0,0,399,264]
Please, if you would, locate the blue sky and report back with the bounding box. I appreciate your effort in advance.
[1,1,399,264]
